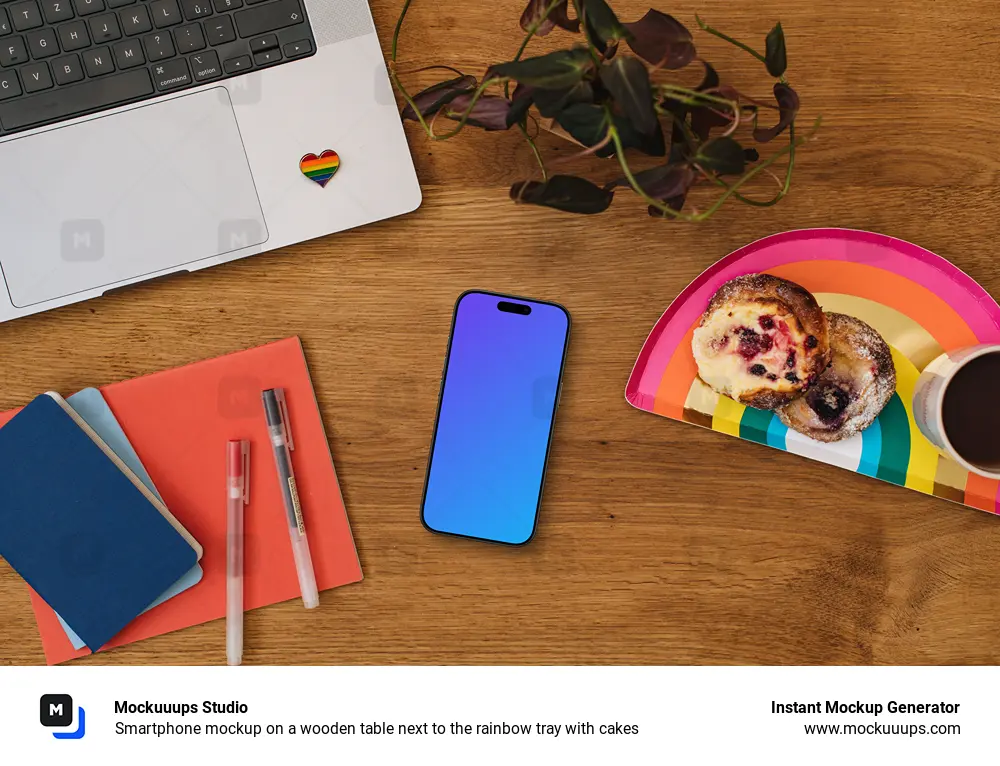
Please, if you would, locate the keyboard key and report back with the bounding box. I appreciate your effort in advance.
[72,0,104,16]
[52,52,84,83]
[203,13,232,44]
[89,12,120,42]
[189,47,218,79]
[82,44,113,75]
[40,0,74,24]
[212,0,240,10]
[0,71,21,100]
[151,57,189,90]
[252,47,277,66]
[0,35,29,66]
[234,0,301,38]
[0,9,11,36]
[149,0,180,27]
[247,32,274,52]
[180,0,211,20]
[142,29,172,60]
[107,0,135,7]
[174,20,202,51]
[118,4,149,35]
[58,19,89,50]
[10,1,43,31]
[282,38,310,58]
[222,52,248,73]
[245,0,267,5]
[0,67,153,130]
[26,27,58,57]
[112,36,142,67]
[20,61,52,91]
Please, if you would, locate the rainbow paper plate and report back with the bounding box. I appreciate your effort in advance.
[625,229,1000,515]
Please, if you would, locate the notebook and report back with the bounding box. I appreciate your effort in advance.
[0,337,362,664]
[0,393,201,651]
[56,388,204,651]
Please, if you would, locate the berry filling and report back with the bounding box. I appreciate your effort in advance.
[807,383,852,424]
[695,305,814,396]
[736,327,774,360]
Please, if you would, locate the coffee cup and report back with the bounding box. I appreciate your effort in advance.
[913,344,1000,479]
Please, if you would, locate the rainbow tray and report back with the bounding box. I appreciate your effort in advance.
[625,229,1000,515]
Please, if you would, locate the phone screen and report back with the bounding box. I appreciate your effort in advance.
[421,291,570,545]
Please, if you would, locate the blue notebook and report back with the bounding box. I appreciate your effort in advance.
[55,388,204,650]
[0,392,200,651]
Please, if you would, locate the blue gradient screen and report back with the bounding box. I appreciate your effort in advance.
[422,292,570,545]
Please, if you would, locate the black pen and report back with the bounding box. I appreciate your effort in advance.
[262,388,319,609]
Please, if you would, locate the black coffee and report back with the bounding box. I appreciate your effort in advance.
[942,352,1000,471]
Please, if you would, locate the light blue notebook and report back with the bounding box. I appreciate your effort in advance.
[56,388,203,650]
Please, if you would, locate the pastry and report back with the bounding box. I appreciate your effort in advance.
[692,274,832,410]
[778,312,896,442]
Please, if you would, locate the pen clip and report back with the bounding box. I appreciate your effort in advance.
[276,388,294,452]
[241,440,251,505]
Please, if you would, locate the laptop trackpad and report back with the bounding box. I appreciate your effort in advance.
[0,88,266,308]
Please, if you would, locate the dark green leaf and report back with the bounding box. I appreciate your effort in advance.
[623,9,695,69]
[533,81,595,118]
[696,136,746,175]
[579,0,630,47]
[599,57,657,134]
[753,83,799,142]
[744,147,760,162]
[486,48,594,90]
[401,75,476,121]
[605,164,694,199]
[510,175,614,214]
[506,83,535,127]
[554,104,665,156]
[554,103,609,147]
[610,114,666,156]
[445,94,514,131]
[765,22,787,77]
[668,130,690,164]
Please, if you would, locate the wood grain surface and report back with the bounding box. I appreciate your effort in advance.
[3,0,1000,666]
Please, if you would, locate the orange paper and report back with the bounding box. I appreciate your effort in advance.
[0,337,362,664]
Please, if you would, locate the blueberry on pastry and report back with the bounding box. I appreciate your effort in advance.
[692,274,832,410]
[778,312,896,442]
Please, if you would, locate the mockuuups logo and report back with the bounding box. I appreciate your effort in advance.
[40,694,86,739]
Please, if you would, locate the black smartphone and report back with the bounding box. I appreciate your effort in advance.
[420,291,571,545]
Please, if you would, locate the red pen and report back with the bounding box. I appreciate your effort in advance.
[227,439,250,666]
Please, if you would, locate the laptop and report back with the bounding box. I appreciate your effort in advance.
[0,0,421,324]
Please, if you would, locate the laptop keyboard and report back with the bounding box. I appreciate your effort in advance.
[0,0,316,134]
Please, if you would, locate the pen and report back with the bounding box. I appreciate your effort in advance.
[262,388,319,609]
[226,439,250,666]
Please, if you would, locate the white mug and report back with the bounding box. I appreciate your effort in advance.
[913,344,1000,479]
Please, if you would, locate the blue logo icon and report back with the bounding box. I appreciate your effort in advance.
[40,694,86,739]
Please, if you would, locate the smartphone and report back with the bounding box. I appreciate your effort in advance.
[421,291,571,545]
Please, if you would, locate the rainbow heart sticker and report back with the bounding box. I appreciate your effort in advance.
[299,150,341,188]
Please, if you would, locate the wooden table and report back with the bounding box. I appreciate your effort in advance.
[3,0,999,665]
